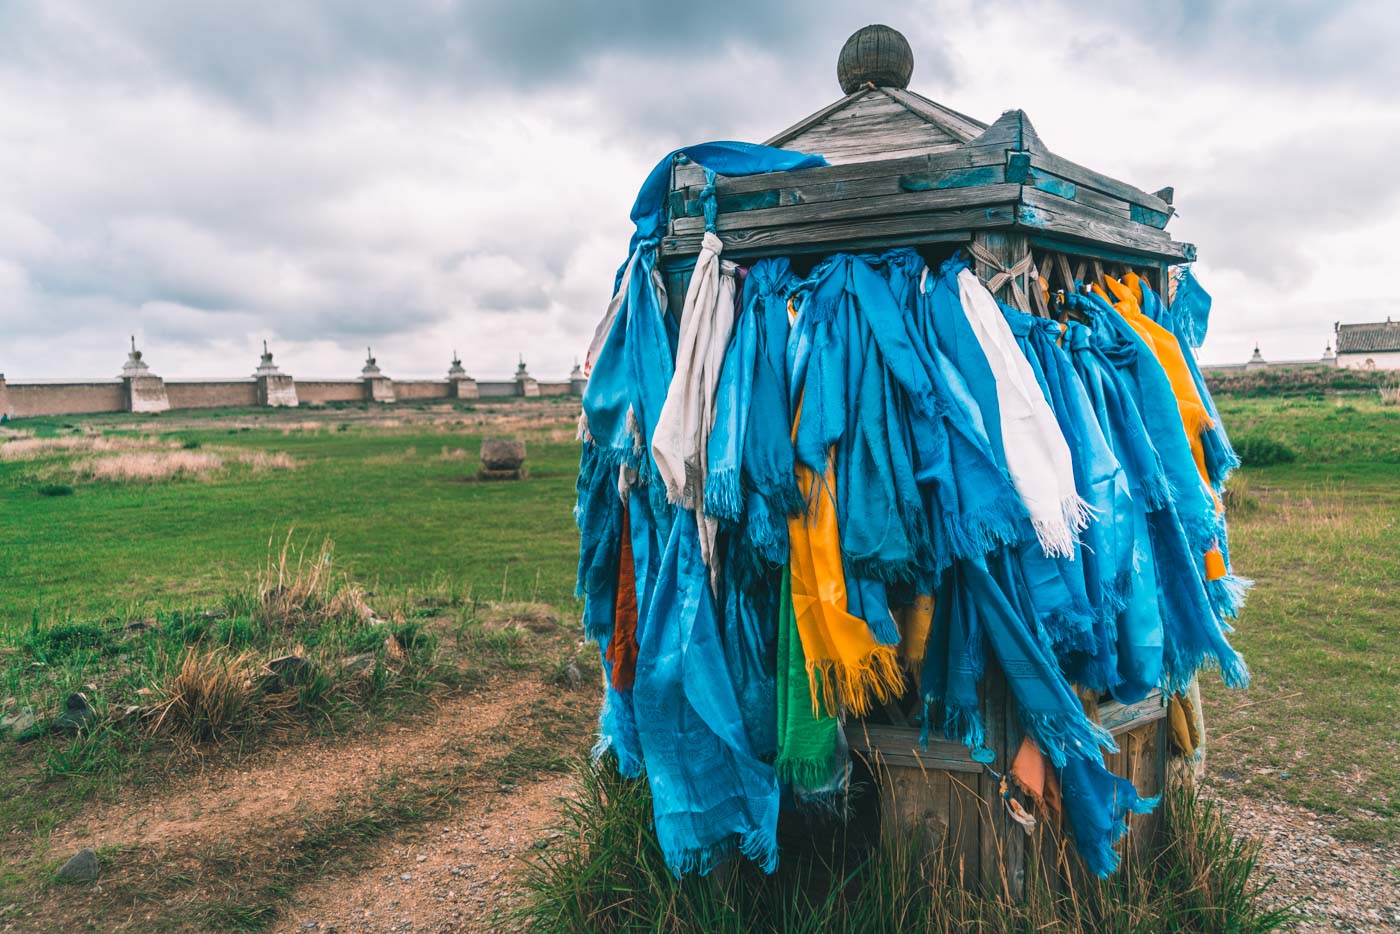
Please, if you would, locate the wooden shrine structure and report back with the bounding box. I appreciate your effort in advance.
[660,25,1180,897]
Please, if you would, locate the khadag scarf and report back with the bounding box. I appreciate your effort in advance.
[580,140,826,841]
[788,444,905,718]
[1064,317,1164,697]
[1072,293,1249,693]
[958,267,1092,558]
[1081,289,1219,556]
[916,261,1093,651]
[633,509,779,876]
[1004,307,1130,656]
[792,254,933,587]
[705,258,801,581]
[774,565,844,792]
[652,232,738,584]
[1137,274,1249,619]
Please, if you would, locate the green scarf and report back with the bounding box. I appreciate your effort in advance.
[774,565,843,792]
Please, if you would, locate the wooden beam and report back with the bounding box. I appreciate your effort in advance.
[660,208,1003,260]
[671,182,1022,235]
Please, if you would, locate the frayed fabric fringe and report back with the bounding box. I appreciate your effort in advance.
[664,827,779,879]
[941,491,1027,567]
[1032,492,1094,559]
[807,644,905,719]
[1081,792,1159,877]
[1162,641,1250,695]
[921,699,986,752]
[1207,573,1251,621]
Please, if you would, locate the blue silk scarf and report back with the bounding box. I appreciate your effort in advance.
[633,510,780,876]
[1070,294,1249,693]
[1060,321,1166,700]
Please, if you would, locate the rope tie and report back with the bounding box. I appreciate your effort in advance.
[700,169,719,233]
[967,242,1037,315]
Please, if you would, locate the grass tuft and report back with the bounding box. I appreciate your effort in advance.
[148,646,257,743]
[1233,435,1297,467]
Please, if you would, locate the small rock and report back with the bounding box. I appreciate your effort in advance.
[416,855,427,863]
[52,693,97,734]
[399,873,413,882]
[0,707,38,737]
[262,654,312,692]
[55,848,99,883]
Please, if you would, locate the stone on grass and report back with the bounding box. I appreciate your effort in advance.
[56,847,100,883]
[0,706,38,737]
[479,437,527,480]
[52,693,97,733]
[262,654,312,692]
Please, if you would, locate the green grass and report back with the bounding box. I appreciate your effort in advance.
[517,758,1292,933]
[1205,395,1399,843]
[0,412,583,628]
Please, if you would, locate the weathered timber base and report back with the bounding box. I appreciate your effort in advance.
[847,689,1168,899]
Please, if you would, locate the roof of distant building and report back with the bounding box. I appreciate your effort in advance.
[1336,319,1400,354]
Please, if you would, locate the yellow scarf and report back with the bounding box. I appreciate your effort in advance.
[788,449,904,718]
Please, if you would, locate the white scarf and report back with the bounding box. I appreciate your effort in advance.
[651,231,738,578]
[956,267,1090,558]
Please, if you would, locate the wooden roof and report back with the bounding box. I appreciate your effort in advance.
[764,86,987,165]
[662,87,1192,266]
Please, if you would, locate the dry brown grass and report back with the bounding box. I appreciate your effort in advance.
[149,646,258,743]
[73,448,296,481]
[438,446,469,460]
[482,601,560,634]
[255,533,373,629]
[1379,381,1400,406]
[0,434,166,461]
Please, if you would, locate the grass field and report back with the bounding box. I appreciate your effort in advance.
[1203,395,1400,844]
[0,391,1395,928]
[1,401,583,626]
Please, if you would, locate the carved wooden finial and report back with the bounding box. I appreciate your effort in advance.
[837,25,914,94]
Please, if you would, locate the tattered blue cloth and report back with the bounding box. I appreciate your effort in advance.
[578,143,826,871]
[633,510,780,876]
[1061,321,1166,701]
[706,258,802,581]
[1070,293,1248,693]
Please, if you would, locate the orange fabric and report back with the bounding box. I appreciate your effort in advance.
[1010,736,1061,815]
[787,395,904,718]
[895,593,935,675]
[606,500,639,691]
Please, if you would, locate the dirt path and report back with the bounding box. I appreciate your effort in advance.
[48,682,548,860]
[273,775,573,933]
[16,675,595,933]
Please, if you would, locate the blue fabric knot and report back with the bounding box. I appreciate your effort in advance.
[700,169,719,233]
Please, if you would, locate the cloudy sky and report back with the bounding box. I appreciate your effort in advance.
[1,0,1395,380]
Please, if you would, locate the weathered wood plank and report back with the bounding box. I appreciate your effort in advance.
[1017,190,1193,262]
[672,182,1021,235]
[671,142,1010,194]
[1026,234,1196,269]
[882,86,987,139]
[1099,691,1167,736]
[847,724,983,773]
[1028,151,1171,215]
[763,87,873,148]
[674,164,1008,220]
[661,206,1006,259]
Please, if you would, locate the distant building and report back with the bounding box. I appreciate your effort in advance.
[1335,318,1400,370]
